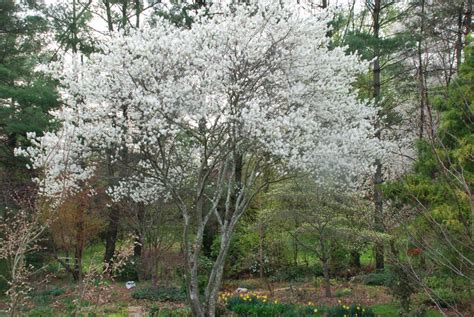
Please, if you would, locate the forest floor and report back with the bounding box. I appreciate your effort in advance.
[0,277,449,316]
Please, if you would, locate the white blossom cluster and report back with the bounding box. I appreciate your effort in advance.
[19,2,383,202]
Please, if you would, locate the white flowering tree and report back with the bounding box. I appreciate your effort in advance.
[19,3,382,316]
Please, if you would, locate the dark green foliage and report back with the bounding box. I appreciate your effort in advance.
[274,265,317,283]
[152,0,208,28]
[114,257,139,281]
[45,1,95,54]
[386,265,417,314]
[359,270,392,286]
[0,0,59,210]
[29,287,66,307]
[212,231,259,278]
[226,295,374,317]
[132,286,187,302]
[420,275,471,308]
[384,43,474,312]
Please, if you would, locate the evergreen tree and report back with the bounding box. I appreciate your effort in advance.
[0,0,59,210]
[385,42,473,313]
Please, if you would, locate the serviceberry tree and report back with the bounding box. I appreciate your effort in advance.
[19,2,383,316]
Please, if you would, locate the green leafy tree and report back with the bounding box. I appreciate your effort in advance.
[0,0,59,210]
[385,42,473,315]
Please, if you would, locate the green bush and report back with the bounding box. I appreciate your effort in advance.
[421,275,471,308]
[419,288,464,308]
[212,231,260,278]
[131,286,187,302]
[360,270,391,286]
[385,265,417,314]
[115,257,139,281]
[329,244,349,276]
[30,287,66,306]
[271,265,317,283]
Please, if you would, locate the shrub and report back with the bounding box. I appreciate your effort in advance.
[386,265,417,314]
[131,286,187,302]
[115,257,139,281]
[30,287,66,306]
[329,244,350,276]
[360,270,391,286]
[271,265,316,283]
[419,288,466,308]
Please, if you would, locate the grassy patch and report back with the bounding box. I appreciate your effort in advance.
[82,243,105,271]
[371,303,443,316]
[371,304,398,315]
[360,249,374,267]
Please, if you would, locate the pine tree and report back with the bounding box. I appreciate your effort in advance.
[0,0,58,210]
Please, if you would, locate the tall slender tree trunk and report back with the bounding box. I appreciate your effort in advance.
[319,235,331,297]
[135,0,141,28]
[372,0,384,270]
[455,8,464,71]
[73,210,84,281]
[133,203,145,258]
[350,250,361,269]
[104,207,119,266]
[417,0,427,139]
[121,0,128,29]
[465,0,472,36]
[103,0,113,32]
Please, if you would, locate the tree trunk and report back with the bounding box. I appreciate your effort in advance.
[103,0,113,32]
[104,207,119,266]
[372,0,384,271]
[135,0,141,28]
[204,231,235,317]
[417,0,428,139]
[374,160,384,270]
[465,0,472,36]
[133,203,145,258]
[202,220,217,258]
[319,234,331,297]
[455,8,464,71]
[73,211,84,281]
[322,258,331,297]
[350,250,361,269]
[121,0,128,30]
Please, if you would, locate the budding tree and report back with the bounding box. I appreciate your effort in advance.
[20,2,382,316]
